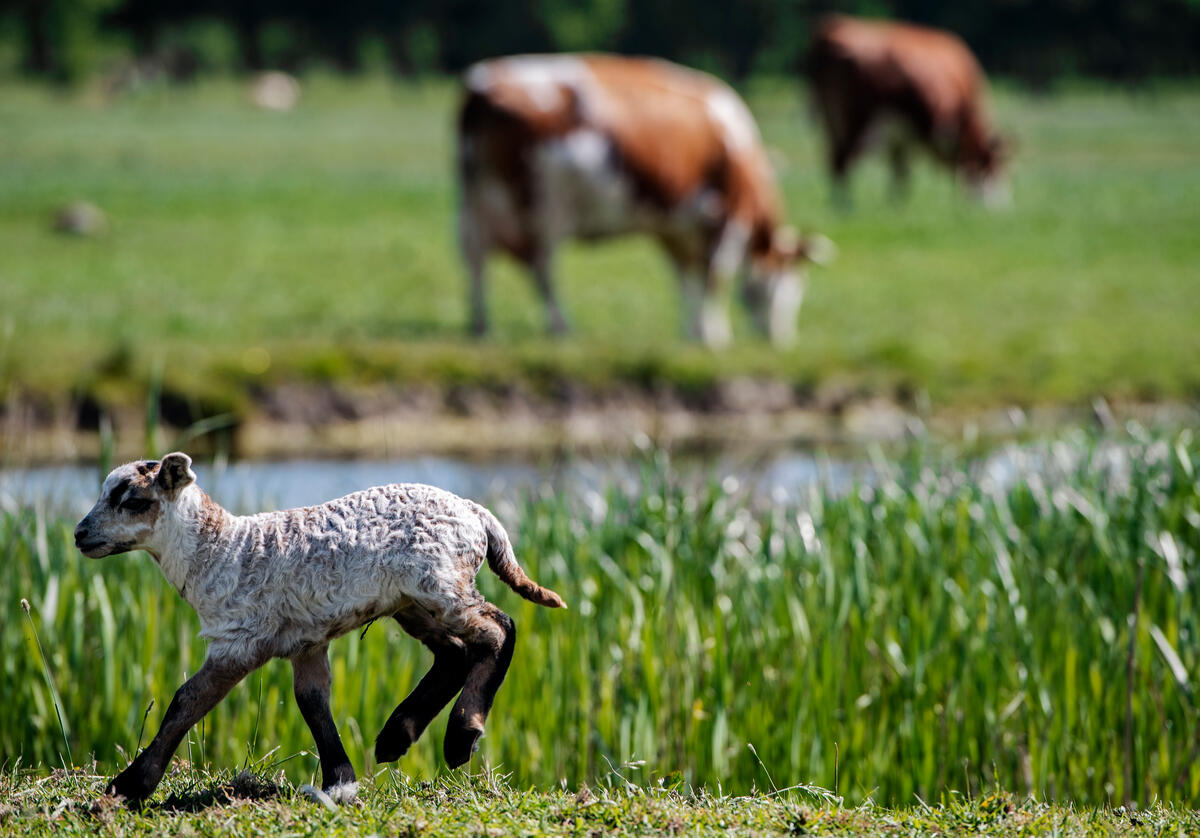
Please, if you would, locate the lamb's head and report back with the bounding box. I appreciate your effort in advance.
[74,452,197,558]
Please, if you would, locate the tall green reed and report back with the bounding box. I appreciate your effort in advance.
[2,431,1197,806]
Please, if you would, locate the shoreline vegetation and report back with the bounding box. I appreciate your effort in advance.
[5,430,1199,809]
[3,378,1197,465]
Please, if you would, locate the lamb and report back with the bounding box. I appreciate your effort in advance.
[73,452,565,805]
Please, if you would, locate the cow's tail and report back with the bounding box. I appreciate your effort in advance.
[476,504,566,609]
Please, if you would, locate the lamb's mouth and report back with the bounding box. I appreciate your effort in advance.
[78,541,134,558]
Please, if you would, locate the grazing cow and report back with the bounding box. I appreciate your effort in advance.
[807,15,1010,207]
[458,54,833,348]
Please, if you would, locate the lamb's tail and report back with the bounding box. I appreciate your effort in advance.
[476,504,566,609]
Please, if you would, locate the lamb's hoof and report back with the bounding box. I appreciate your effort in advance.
[106,769,153,807]
[443,725,483,768]
[299,781,358,809]
[374,728,414,764]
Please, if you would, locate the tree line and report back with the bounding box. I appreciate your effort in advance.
[5,0,1199,85]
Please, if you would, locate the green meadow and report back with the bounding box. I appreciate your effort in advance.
[0,78,1198,411]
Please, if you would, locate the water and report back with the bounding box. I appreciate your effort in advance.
[0,449,851,516]
[0,431,1157,517]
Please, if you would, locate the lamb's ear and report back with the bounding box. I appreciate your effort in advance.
[157,452,196,496]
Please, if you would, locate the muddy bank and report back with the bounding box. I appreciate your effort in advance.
[1,379,1194,465]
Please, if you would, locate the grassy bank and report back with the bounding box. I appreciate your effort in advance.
[4,767,1199,837]
[3,430,1198,807]
[1,78,1198,427]
[8,767,1200,837]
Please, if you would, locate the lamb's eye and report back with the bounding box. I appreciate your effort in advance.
[120,497,152,514]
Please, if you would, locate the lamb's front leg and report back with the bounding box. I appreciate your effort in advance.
[291,645,357,802]
[107,656,255,804]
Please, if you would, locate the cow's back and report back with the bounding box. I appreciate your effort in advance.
[578,56,738,208]
[461,54,780,232]
[810,15,984,125]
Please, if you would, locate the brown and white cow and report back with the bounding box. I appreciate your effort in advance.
[807,15,1010,207]
[458,53,832,347]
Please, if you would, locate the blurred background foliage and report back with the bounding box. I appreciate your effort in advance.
[2,0,1199,85]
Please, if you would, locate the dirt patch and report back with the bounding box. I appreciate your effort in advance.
[157,769,283,812]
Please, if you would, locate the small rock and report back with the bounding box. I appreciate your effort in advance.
[843,398,912,441]
[250,71,301,111]
[712,377,795,413]
[53,201,107,236]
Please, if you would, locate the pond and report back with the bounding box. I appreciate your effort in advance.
[0,428,1159,518]
[0,447,857,515]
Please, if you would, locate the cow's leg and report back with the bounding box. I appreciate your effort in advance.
[665,235,717,344]
[375,611,470,763]
[697,222,748,348]
[829,112,870,212]
[529,243,569,335]
[291,645,357,801]
[443,601,516,768]
[888,140,911,204]
[830,142,855,211]
[675,260,707,343]
[106,656,257,803]
[766,273,803,348]
[829,145,853,210]
[459,202,490,337]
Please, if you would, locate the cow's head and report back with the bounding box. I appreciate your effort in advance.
[742,227,836,347]
[962,134,1013,209]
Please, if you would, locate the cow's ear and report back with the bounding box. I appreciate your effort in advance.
[772,226,802,262]
[157,452,196,496]
[800,233,837,267]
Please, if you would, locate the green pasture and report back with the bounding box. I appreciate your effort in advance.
[0,78,1198,411]
[4,431,1198,807]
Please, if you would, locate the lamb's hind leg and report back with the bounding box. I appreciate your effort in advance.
[443,602,516,768]
[375,611,470,763]
[291,645,357,802]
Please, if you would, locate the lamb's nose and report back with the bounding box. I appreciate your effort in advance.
[74,523,90,546]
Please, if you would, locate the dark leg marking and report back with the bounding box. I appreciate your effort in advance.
[106,657,256,804]
[444,604,516,769]
[375,610,471,764]
[291,646,356,794]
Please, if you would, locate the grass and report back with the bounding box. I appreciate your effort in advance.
[2,429,1198,809]
[1,77,1199,415]
[6,766,1200,837]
